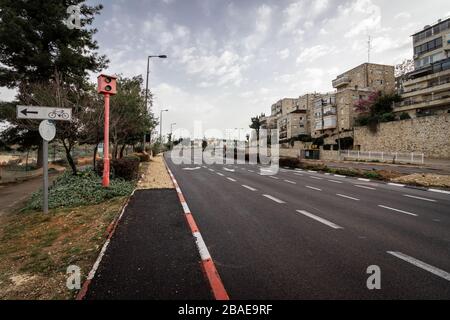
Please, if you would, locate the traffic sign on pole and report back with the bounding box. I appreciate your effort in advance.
[17,106,72,121]
[39,120,56,142]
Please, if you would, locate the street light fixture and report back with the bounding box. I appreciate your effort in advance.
[144,54,167,149]
[160,109,169,143]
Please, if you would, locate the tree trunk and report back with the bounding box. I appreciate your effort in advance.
[93,144,98,170]
[25,149,30,171]
[36,143,44,168]
[119,144,126,159]
[62,139,77,175]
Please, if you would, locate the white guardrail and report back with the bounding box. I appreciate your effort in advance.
[340,150,425,164]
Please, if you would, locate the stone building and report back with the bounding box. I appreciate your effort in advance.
[277,110,308,143]
[332,63,396,131]
[271,98,298,117]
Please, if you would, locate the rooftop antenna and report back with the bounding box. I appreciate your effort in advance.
[367,35,372,63]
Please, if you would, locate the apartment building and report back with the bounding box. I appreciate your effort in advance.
[297,93,322,136]
[395,17,450,117]
[271,98,298,116]
[277,110,308,143]
[313,93,337,137]
[332,63,395,131]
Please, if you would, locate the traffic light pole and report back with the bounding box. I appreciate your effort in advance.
[103,93,110,187]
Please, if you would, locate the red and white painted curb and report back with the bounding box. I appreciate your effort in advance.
[76,190,136,300]
[164,159,230,301]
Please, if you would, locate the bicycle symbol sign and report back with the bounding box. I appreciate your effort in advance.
[16,106,72,121]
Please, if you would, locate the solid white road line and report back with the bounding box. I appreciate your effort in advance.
[284,180,297,185]
[388,183,405,187]
[308,170,317,173]
[387,251,450,282]
[337,194,360,201]
[223,167,235,172]
[227,177,237,182]
[334,174,346,178]
[354,185,376,190]
[242,185,257,191]
[378,205,418,217]
[263,194,286,204]
[217,173,224,177]
[328,180,343,184]
[310,176,323,180]
[296,210,343,230]
[358,178,371,182]
[209,169,215,172]
[306,186,322,191]
[428,188,450,195]
[403,194,437,202]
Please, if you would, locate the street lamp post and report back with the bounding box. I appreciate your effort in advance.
[160,109,169,143]
[170,123,176,150]
[143,54,167,150]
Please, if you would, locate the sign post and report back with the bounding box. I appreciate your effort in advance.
[97,74,117,188]
[17,106,71,213]
[39,120,57,214]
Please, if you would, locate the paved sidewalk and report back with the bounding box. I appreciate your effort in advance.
[84,188,213,300]
[0,173,58,216]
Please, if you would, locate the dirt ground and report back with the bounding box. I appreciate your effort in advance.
[393,174,450,188]
[137,155,174,190]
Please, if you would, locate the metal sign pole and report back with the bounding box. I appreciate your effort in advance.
[43,139,49,214]
[102,93,110,187]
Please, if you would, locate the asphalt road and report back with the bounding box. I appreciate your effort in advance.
[165,152,450,299]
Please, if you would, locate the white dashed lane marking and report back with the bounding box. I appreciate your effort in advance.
[378,205,418,217]
[306,186,322,192]
[242,185,257,192]
[337,194,360,201]
[388,251,450,282]
[262,195,286,204]
[354,185,376,190]
[403,194,437,203]
[296,210,343,230]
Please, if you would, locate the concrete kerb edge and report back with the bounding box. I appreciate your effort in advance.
[162,155,230,301]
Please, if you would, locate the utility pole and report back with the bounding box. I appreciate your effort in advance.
[160,109,168,143]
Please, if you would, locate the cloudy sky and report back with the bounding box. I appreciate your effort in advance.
[1,0,449,138]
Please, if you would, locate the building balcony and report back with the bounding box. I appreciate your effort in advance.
[332,75,350,88]
[394,95,450,112]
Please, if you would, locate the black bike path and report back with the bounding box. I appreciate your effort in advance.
[84,189,213,300]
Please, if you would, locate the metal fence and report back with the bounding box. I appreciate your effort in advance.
[340,150,425,164]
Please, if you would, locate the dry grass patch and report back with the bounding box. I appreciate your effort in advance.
[393,174,450,188]
[137,155,174,190]
[0,197,127,300]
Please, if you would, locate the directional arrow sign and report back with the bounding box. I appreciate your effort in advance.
[17,106,72,121]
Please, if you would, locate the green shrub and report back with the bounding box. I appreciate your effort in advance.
[279,157,300,168]
[23,170,135,211]
[364,171,381,179]
[133,153,151,163]
[399,112,411,120]
[96,156,140,181]
[380,113,396,123]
